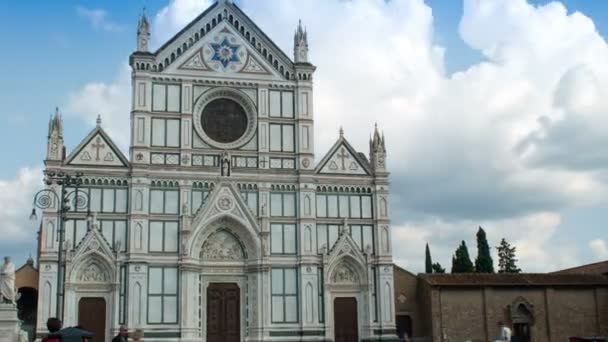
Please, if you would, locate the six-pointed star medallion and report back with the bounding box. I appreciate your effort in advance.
[210,37,240,68]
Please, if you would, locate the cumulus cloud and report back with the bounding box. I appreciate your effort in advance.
[0,167,43,245]
[589,239,608,260]
[62,0,608,271]
[152,0,214,46]
[65,65,131,151]
[77,6,123,32]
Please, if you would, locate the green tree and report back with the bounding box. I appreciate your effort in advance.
[425,243,433,273]
[496,238,522,273]
[431,262,446,273]
[451,240,474,273]
[474,227,495,273]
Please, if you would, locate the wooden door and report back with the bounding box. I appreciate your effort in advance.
[334,297,359,342]
[78,297,106,342]
[207,283,240,342]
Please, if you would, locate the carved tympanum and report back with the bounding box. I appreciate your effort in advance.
[332,262,359,284]
[201,230,244,261]
[79,263,108,283]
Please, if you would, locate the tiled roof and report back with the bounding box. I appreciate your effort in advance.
[420,273,608,287]
[552,260,608,275]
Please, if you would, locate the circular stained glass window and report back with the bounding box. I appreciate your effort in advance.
[201,98,248,144]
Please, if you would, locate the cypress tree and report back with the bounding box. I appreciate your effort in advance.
[496,238,522,273]
[431,262,446,273]
[451,240,474,273]
[425,243,433,273]
[474,227,494,273]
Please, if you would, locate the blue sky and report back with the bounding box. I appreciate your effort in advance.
[1,0,607,272]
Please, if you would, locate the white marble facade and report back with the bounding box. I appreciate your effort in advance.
[36,1,396,341]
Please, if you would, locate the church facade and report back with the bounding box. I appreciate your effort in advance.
[35,1,397,341]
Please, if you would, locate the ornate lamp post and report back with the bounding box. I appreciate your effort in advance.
[29,170,91,319]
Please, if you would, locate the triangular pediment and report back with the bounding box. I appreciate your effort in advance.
[191,181,260,235]
[66,127,129,167]
[164,23,285,80]
[154,1,293,80]
[317,137,371,176]
[72,226,114,262]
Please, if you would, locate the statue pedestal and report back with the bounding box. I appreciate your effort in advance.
[0,304,21,342]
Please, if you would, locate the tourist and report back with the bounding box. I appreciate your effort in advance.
[112,325,129,342]
[497,321,512,342]
[41,317,62,342]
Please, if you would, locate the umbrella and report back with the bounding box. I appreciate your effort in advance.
[56,326,95,342]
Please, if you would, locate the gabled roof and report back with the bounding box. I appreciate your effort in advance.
[151,1,294,78]
[420,273,608,287]
[552,260,608,275]
[66,124,129,167]
[316,134,372,176]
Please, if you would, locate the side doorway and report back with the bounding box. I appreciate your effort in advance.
[206,283,240,342]
[334,297,359,342]
[78,297,106,342]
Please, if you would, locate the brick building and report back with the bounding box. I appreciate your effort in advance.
[394,263,608,342]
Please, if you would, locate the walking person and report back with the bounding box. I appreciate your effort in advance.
[111,326,129,342]
[497,321,512,342]
[41,317,62,342]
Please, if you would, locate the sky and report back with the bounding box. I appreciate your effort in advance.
[1,0,607,273]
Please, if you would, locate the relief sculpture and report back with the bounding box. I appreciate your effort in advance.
[201,230,244,261]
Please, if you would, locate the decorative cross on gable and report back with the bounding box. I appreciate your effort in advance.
[337,148,350,170]
[91,137,106,161]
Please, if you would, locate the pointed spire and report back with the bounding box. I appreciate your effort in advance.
[339,126,344,138]
[96,115,102,127]
[294,19,309,63]
[137,7,151,52]
[49,107,63,138]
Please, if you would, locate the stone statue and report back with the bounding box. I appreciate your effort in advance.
[0,256,16,304]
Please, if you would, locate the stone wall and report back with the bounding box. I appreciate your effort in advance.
[424,285,608,342]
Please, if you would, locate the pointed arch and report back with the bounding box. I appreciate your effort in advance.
[304,225,312,253]
[382,282,392,322]
[133,281,143,325]
[69,251,115,284]
[200,229,246,261]
[304,195,311,216]
[135,190,143,211]
[43,281,52,321]
[134,222,143,250]
[381,227,390,253]
[379,197,388,217]
[305,282,314,323]
[45,221,55,249]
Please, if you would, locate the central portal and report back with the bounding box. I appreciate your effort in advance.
[206,283,240,342]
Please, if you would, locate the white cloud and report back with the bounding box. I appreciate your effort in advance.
[64,65,131,151]
[589,239,608,260]
[393,211,579,273]
[77,6,123,32]
[152,0,214,47]
[0,167,43,245]
[62,0,608,272]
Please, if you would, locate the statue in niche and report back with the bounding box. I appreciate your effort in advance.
[221,152,231,176]
[0,256,16,304]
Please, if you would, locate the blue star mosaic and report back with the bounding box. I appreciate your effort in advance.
[210,37,240,68]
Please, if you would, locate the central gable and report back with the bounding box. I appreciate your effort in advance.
[155,2,293,81]
[165,23,281,80]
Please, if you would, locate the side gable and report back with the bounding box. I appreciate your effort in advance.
[66,126,129,167]
[152,1,294,80]
[316,136,372,176]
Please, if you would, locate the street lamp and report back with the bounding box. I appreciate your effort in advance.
[30,171,90,320]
